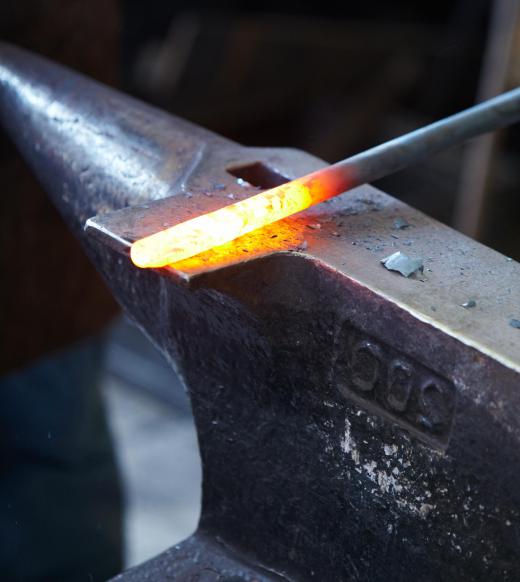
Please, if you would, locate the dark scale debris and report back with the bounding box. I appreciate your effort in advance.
[362,199,381,212]
[462,300,477,309]
[393,217,412,230]
[510,319,520,329]
[381,251,424,278]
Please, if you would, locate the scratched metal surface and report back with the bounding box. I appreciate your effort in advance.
[2,42,520,581]
[89,181,520,374]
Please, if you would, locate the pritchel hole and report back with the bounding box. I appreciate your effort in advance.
[227,161,290,189]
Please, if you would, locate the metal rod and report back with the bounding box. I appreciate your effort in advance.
[131,87,520,267]
[319,86,520,195]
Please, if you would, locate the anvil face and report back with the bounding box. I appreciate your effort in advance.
[1,43,520,581]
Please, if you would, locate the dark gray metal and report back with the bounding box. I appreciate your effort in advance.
[292,85,520,202]
[1,43,520,582]
[335,85,520,184]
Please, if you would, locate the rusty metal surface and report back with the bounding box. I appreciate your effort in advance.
[1,43,520,581]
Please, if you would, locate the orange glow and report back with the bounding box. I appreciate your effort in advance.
[131,174,338,268]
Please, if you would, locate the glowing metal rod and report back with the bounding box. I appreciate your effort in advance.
[131,87,520,268]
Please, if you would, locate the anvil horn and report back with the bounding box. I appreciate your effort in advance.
[0,42,233,234]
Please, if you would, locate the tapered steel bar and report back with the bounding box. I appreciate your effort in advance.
[328,86,520,189]
[131,87,520,267]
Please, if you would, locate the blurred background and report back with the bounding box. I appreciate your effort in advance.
[1,0,519,580]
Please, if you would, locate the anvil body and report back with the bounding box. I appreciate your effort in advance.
[1,44,519,581]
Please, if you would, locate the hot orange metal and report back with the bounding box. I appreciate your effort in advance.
[130,169,348,268]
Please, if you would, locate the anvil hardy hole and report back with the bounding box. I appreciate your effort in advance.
[227,161,290,189]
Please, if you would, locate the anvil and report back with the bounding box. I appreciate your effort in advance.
[1,43,520,581]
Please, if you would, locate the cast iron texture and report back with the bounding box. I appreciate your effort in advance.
[1,43,520,581]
